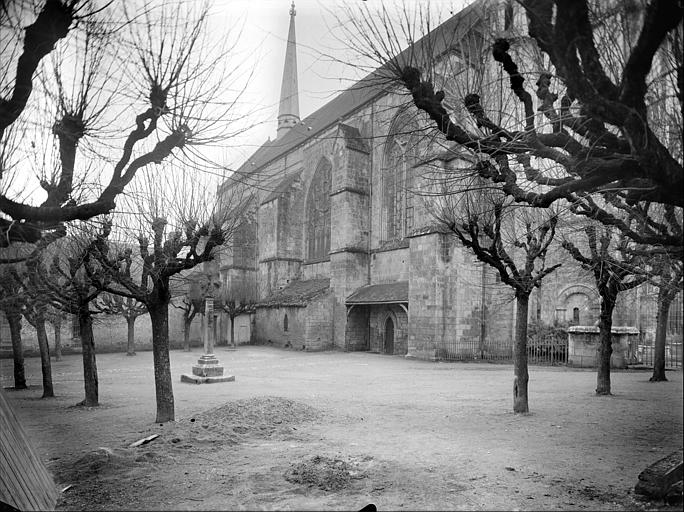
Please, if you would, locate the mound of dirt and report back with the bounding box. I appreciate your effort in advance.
[58,445,169,488]
[196,396,319,426]
[284,455,369,491]
[126,396,321,453]
[168,396,319,443]
[64,447,136,479]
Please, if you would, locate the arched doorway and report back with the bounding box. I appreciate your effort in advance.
[384,317,394,355]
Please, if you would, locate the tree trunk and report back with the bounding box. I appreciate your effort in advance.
[650,287,672,382]
[183,317,192,352]
[53,316,62,361]
[78,310,99,406]
[513,293,530,413]
[126,316,137,356]
[596,292,616,395]
[149,303,174,423]
[35,315,54,398]
[7,313,27,389]
[230,314,235,349]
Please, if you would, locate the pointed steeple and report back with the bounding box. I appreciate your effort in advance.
[277,2,300,139]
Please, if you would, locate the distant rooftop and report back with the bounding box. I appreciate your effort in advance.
[256,278,330,308]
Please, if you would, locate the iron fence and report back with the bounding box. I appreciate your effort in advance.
[633,343,682,369]
[527,336,568,366]
[437,336,568,366]
[436,333,681,369]
[437,338,512,362]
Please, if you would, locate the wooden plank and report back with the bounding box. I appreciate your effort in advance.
[1,448,34,510]
[0,389,59,511]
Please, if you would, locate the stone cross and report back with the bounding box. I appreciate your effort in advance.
[204,297,214,355]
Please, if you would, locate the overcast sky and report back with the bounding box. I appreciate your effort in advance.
[208,0,368,169]
[208,0,465,171]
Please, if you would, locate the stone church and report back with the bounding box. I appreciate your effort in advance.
[213,0,681,362]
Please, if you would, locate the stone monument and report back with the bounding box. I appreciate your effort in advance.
[181,297,235,384]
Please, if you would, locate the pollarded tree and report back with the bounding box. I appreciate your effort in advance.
[645,256,683,382]
[335,0,682,256]
[90,168,245,423]
[45,307,64,361]
[0,267,27,389]
[0,0,248,247]
[176,295,200,352]
[431,182,561,413]
[97,294,147,357]
[218,284,256,349]
[29,227,110,406]
[562,224,647,395]
[93,218,226,422]
[19,261,55,398]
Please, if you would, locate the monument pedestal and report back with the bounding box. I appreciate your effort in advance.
[180,299,235,384]
[180,354,235,384]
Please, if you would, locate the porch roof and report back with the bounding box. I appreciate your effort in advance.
[345,281,408,305]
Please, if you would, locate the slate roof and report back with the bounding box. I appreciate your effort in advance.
[257,278,330,308]
[231,0,485,181]
[236,83,381,177]
[346,281,408,304]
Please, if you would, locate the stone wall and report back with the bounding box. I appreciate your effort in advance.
[1,301,193,358]
[254,306,303,348]
[371,248,409,284]
[368,304,408,355]
[303,293,335,350]
[329,123,371,349]
[253,293,334,350]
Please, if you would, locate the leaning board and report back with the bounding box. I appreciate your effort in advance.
[0,388,59,511]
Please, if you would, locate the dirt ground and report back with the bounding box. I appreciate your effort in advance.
[1,346,682,511]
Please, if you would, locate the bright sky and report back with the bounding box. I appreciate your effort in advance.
[208,0,368,169]
[207,0,465,171]
[2,0,465,220]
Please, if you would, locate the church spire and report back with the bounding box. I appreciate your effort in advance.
[277,1,300,139]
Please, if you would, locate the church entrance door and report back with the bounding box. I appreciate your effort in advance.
[384,317,394,355]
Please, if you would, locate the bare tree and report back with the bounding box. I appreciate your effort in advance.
[175,295,200,352]
[431,180,560,413]
[45,307,64,361]
[218,283,256,349]
[20,263,55,398]
[0,267,27,389]
[645,256,683,382]
[90,167,244,423]
[1,0,249,247]
[562,223,646,395]
[334,1,682,255]
[97,294,147,356]
[28,226,109,406]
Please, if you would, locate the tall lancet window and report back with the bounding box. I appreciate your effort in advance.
[306,158,332,261]
[382,113,419,241]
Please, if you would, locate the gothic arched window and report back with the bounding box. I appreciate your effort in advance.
[382,114,419,241]
[306,158,332,260]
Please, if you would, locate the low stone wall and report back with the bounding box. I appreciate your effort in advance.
[566,326,640,368]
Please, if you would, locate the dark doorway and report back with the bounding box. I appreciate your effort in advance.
[384,317,394,355]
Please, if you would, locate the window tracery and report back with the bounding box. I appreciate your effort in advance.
[306,158,332,260]
[382,115,419,241]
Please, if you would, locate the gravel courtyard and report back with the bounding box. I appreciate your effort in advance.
[2,346,682,511]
